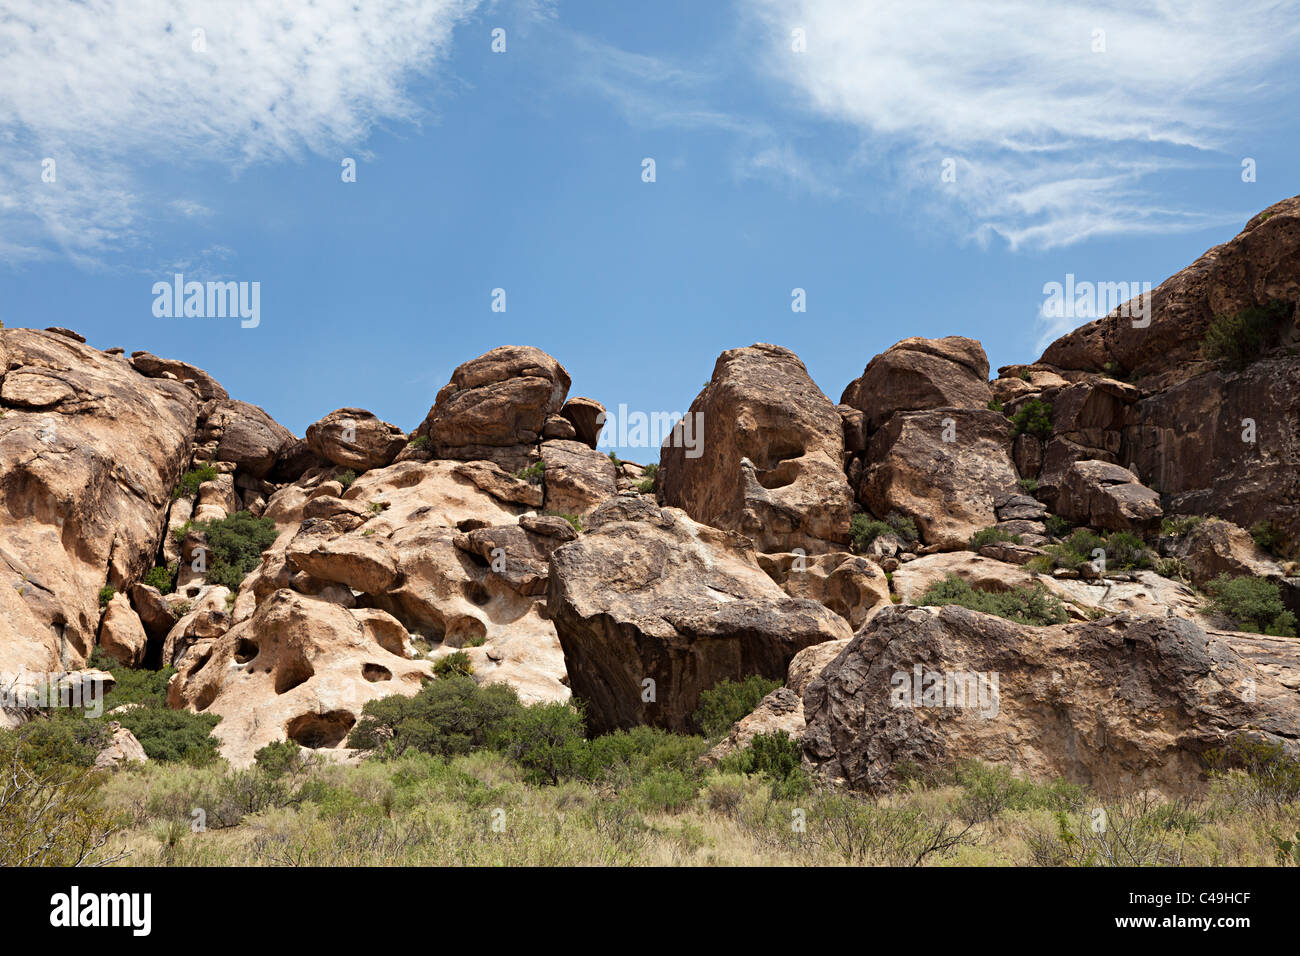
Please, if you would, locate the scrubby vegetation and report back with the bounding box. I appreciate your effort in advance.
[1205,575,1297,636]
[544,511,583,533]
[1200,300,1293,370]
[1026,528,1152,575]
[335,469,357,489]
[143,564,177,594]
[693,675,782,741]
[172,465,217,500]
[917,574,1069,626]
[515,461,545,484]
[195,511,279,590]
[1010,399,1052,439]
[849,511,919,553]
[1250,519,1287,556]
[8,708,1298,866]
[969,527,1021,550]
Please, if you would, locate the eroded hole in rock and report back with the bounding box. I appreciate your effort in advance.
[194,682,219,712]
[285,710,355,749]
[755,462,799,490]
[188,649,213,677]
[274,653,315,694]
[445,614,487,648]
[755,437,805,471]
[362,663,392,682]
[466,581,491,606]
[234,637,259,664]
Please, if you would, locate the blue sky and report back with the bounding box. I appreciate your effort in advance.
[2,0,1298,457]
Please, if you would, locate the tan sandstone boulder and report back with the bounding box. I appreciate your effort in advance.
[660,343,853,554]
[306,408,407,472]
[841,336,992,432]
[1057,460,1162,531]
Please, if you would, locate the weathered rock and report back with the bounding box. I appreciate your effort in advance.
[859,408,1019,550]
[285,534,400,596]
[802,604,1300,795]
[97,594,148,667]
[203,400,295,478]
[540,440,617,517]
[1175,518,1285,588]
[93,722,148,770]
[1057,460,1162,531]
[660,343,853,554]
[841,336,992,432]
[542,414,577,441]
[0,329,200,671]
[560,397,606,449]
[130,350,229,401]
[306,408,407,472]
[547,495,853,734]
[786,638,851,696]
[707,687,805,763]
[420,346,571,464]
[168,589,433,766]
[757,551,890,630]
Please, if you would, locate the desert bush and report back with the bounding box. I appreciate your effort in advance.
[717,731,811,798]
[1205,574,1296,636]
[969,526,1022,549]
[115,708,222,764]
[143,565,176,594]
[1205,738,1300,811]
[808,792,977,865]
[197,511,278,589]
[918,574,1069,626]
[1011,399,1052,439]
[950,760,1082,823]
[172,465,217,500]
[432,651,474,678]
[1250,519,1286,555]
[636,477,655,493]
[1201,300,1293,369]
[347,676,523,758]
[1161,514,1206,537]
[97,584,115,607]
[693,675,782,740]
[495,702,587,785]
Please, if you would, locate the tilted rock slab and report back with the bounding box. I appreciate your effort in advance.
[802,603,1300,796]
[547,494,852,735]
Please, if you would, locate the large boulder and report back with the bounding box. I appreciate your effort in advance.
[540,439,617,517]
[757,551,890,630]
[0,330,200,670]
[202,400,295,478]
[1175,518,1285,588]
[802,604,1300,796]
[130,350,229,402]
[660,343,853,554]
[305,408,407,472]
[1057,460,1162,531]
[841,336,992,432]
[419,346,571,467]
[859,408,1019,549]
[560,396,606,449]
[547,494,853,734]
[97,593,148,667]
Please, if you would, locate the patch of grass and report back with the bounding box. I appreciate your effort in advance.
[97,584,116,607]
[1161,514,1206,537]
[1011,399,1053,440]
[917,574,1069,626]
[1201,300,1293,370]
[1028,528,1151,574]
[1205,575,1297,636]
[407,434,429,450]
[636,477,656,494]
[693,675,782,741]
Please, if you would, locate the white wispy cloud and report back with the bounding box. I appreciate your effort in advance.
[0,0,480,264]
[741,0,1300,248]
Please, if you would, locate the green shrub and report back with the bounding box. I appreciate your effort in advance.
[515,461,545,484]
[115,708,222,764]
[89,649,174,710]
[1201,300,1293,369]
[432,651,474,678]
[1205,737,1300,809]
[173,465,217,500]
[1011,399,1053,439]
[97,584,116,607]
[143,565,176,594]
[545,511,583,533]
[693,675,782,740]
[495,702,587,785]
[1044,514,1073,539]
[347,676,523,758]
[1153,557,1190,583]
[636,477,656,494]
[717,730,811,798]
[407,434,429,450]
[1250,520,1285,555]
[951,760,1083,822]
[918,574,1069,626]
[1161,515,1205,537]
[1103,530,1152,570]
[987,398,1003,413]
[851,511,918,553]
[335,469,357,489]
[1206,575,1296,636]
[969,527,1022,550]
[254,740,310,778]
[582,727,708,784]
[1017,477,1039,493]
[197,511,279,590]
[642,463,659,479]
[0,717,113,774]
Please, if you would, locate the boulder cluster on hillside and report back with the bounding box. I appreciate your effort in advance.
[2,196,1299,791]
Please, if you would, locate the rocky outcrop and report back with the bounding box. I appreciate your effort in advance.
[306,408,407,472]
[540,440,617,517]
[841,336,992,432]
[547,494,853,734]
[802,604,1300,795]
[0,329,200,671]
[419,346,570,469]
[202,400,295,478]
[1056,460,1162,531]
[130,350,229,402]
[660,343,853,554]
[1174,518,1285,588]
[560,397,606,449]
[858,408,1019,549]
[757,551,890,630]
[97,594,148,667]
